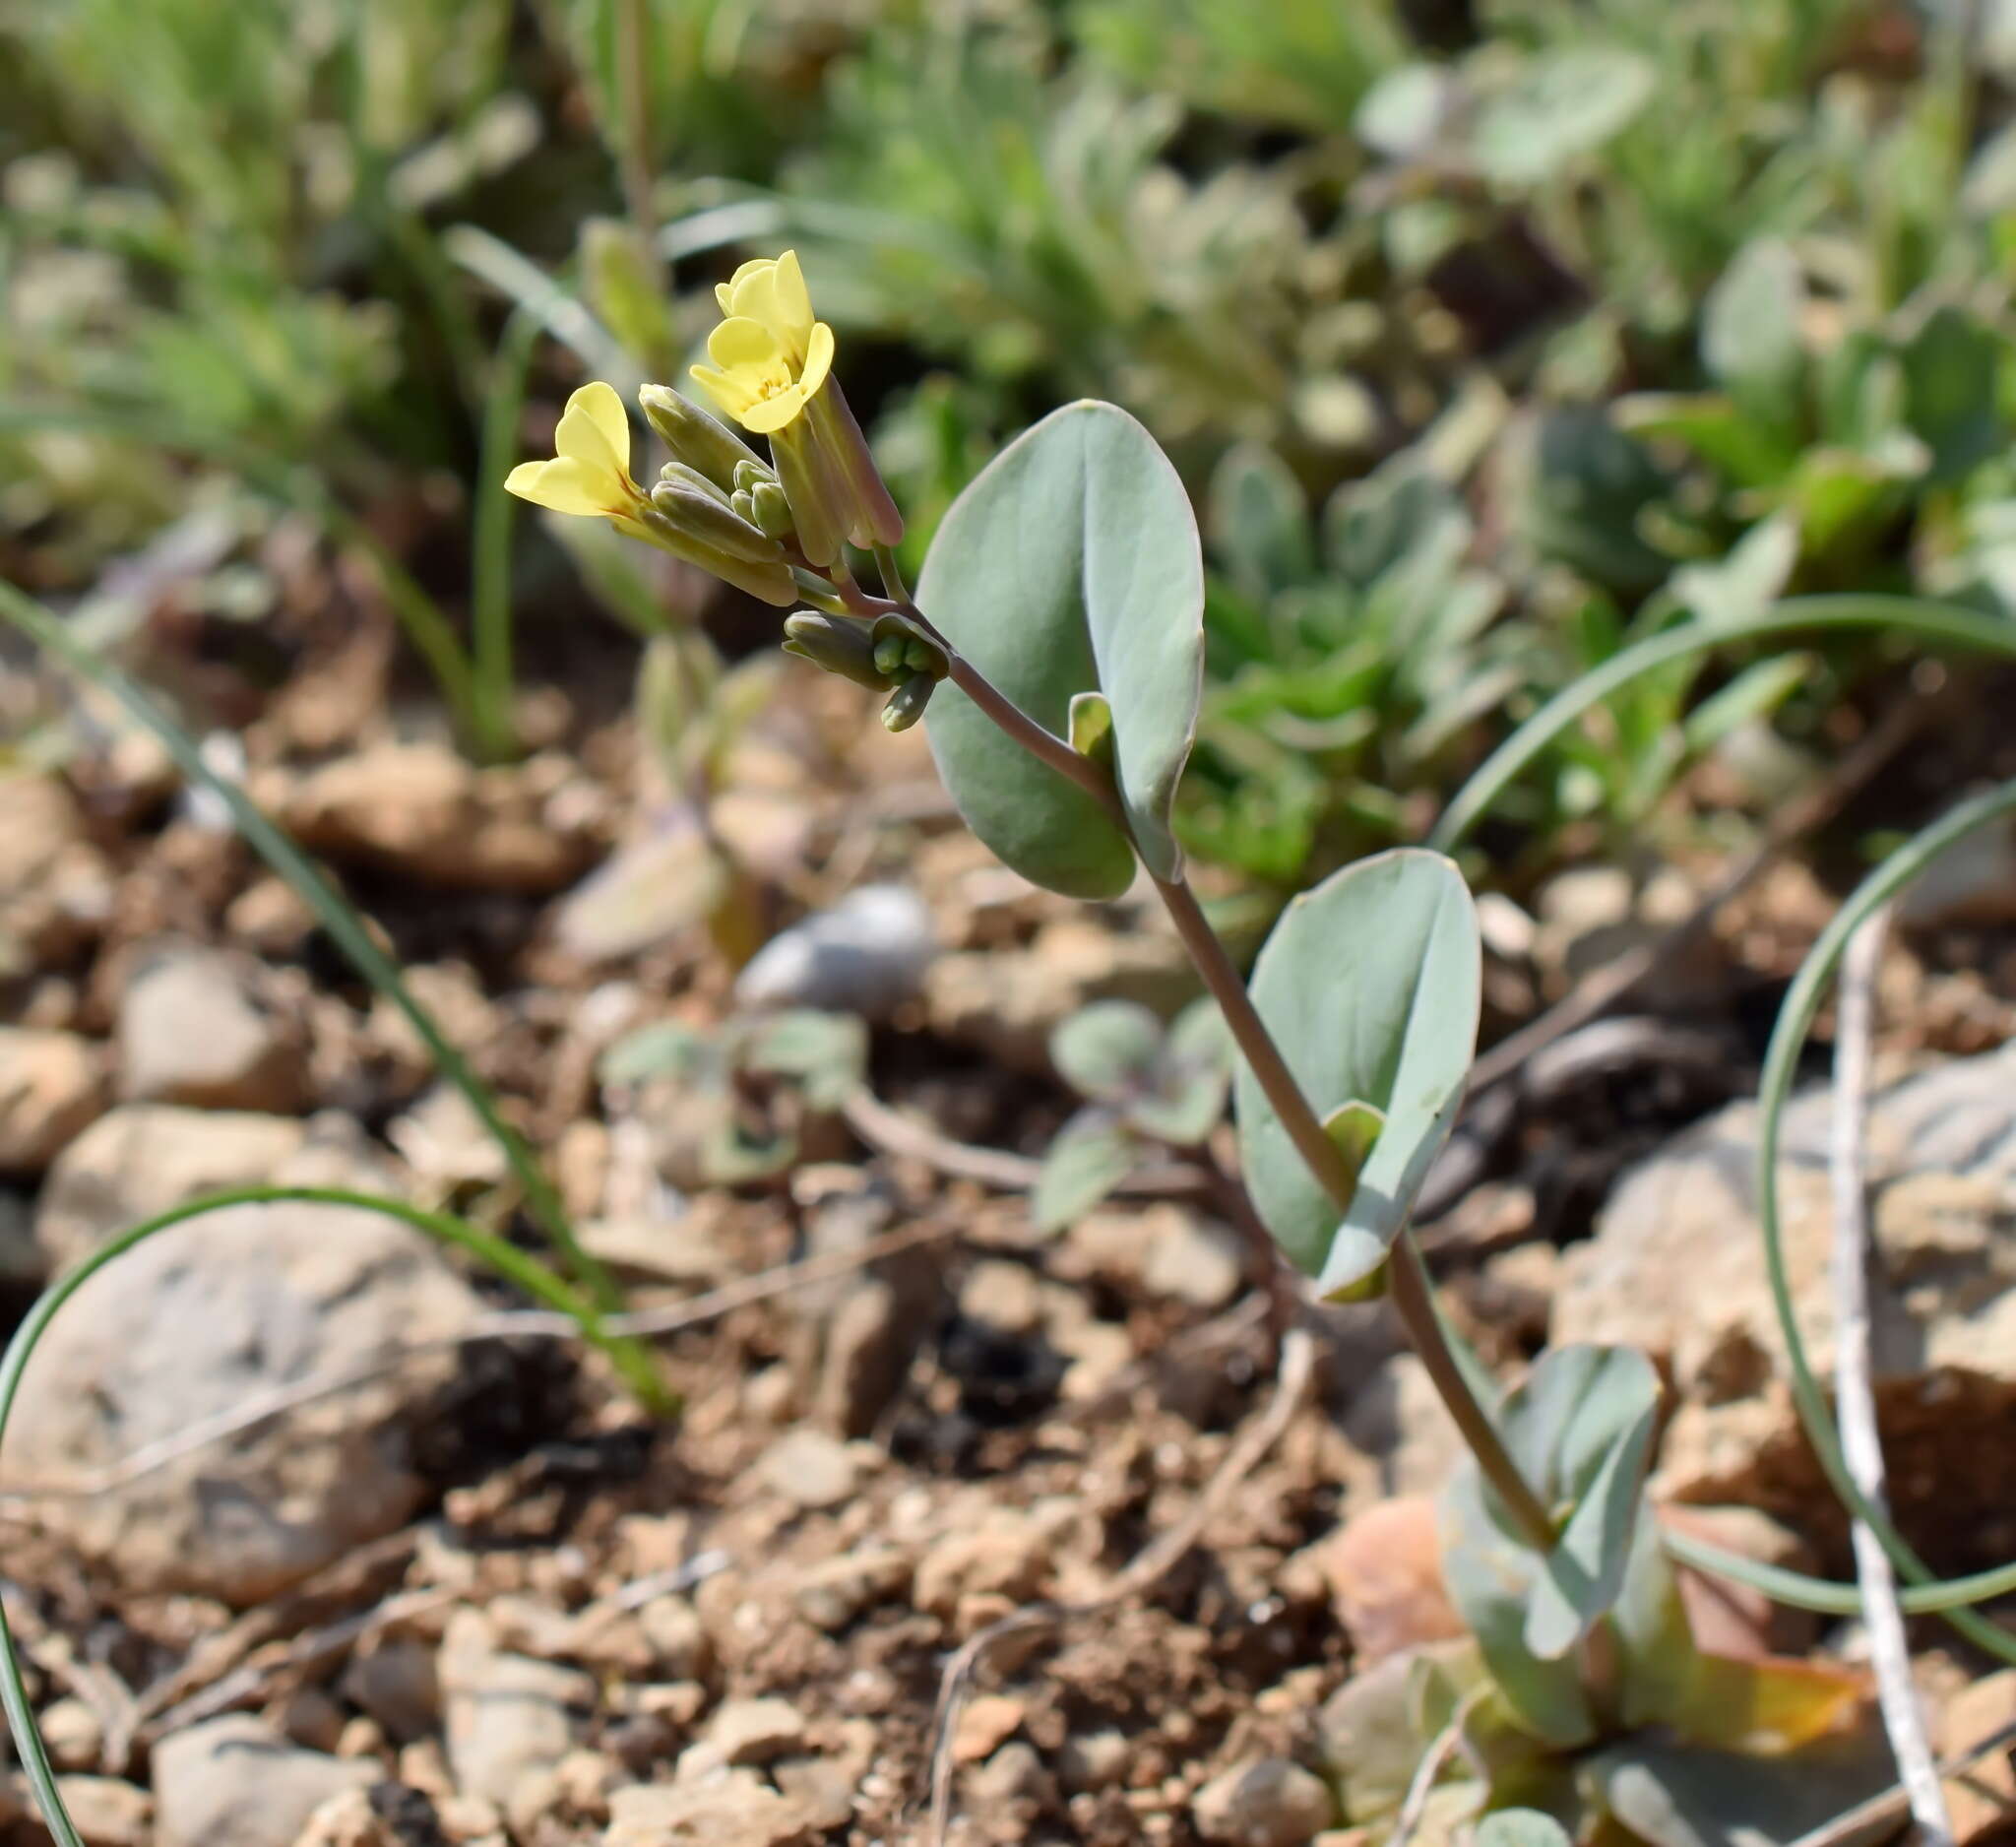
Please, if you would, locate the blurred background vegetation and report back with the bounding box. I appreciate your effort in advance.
[5,0,2015,901]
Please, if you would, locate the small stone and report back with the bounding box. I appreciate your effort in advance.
[33,1103,307,1272]
[439,1610,594,1808]
[604,1773,811,1847]
[914,1517,1051,1629]
[1312,1498,1464,1665]
[284,744,595,895]
[958,1260,1045,1335]
[281,1685,348,1754]
[699,1696,807,1768]
[38,1694,104,1770]
[1942,1668,2016,1842]
[791,1547,911,1633]
[292,1787,384,1847]
[961,1742,1052,1840]
[951,1694,1024,1765]
[753,1428,861,1512]
[1057,1730,1129,1792]
[924,920,1195,1073]
[1192,1759,1334,1847]
[0,1028,106,1175]
[1141,1209,1246,1309]
[54,1776,152,1847]
[733,885,936,1023]
[116,941,305,1112]
[152,1716,376,1847]
[343,1639,442,1744]
[633,1593,711,1682]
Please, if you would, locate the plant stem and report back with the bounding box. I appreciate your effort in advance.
[866,557,1557,1549]
[1155,873,1555,1548]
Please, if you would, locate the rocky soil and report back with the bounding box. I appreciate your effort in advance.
[7,650,2016,1847]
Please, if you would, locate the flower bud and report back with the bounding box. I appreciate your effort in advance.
[869,612,949,683]
[638,384,766,494]
[881,673,934,732]
[659,460,734,509]
[781,610,889,688]
[650,477,790,566]
[633,495,796,606]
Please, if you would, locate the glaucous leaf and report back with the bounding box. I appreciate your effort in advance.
[1233,849,1480,1296]
[1034,1108,1139,1232]
[1702,239,1804,414]
[1128,997,1233,1145]
[1585,1730,1894,1847]
[1051,999,1165,1103]
[1208,442,1314,602]
[920,401,1206,897]
[1476,1812,1573,1847]
[1470,48,1656,185]
[743,1009,867,1112]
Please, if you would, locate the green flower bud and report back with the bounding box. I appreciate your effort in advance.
[731,459,772,494]
[659,460,734,510]
[638,384,765,494]
[631,500,797,605]
[781,610,890,689]
[881,673,934,732]
[745,478,793,538]
[868,613,949,682]
[649,478,790,567]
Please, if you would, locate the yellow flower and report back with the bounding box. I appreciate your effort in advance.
[504,381,652,536]
[690,315,836,436]
[715,249,818,369]
[690,251,836,435]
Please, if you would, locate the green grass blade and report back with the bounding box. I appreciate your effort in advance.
[469,307,542,762]
[1430,595,2016,852]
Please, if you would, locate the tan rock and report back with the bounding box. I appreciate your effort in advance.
[284,743,596,894]
[152,1718,374,1847]
[0,1027,106,1175]
[1192,1759,1334,1847]
[117,942,305,1112]
[603,1774,812,1847]
[1312,1497,1463,1666]
[1555,1047,2016,1538]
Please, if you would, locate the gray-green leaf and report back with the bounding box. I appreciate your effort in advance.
[919,401,1205,896]
[1033,1109,1140,1232]
[1051,999,1165,1103]
[1232,849,1480,1296]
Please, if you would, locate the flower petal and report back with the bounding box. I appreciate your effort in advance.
[690,362,760,421]
[506,456,621,518]
[771,250,814,341]
[799,321,836,401]
[554,381,631,479]
[738,381,812,434]
[707,315,787,373]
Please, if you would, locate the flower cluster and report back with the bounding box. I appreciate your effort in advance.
[508,249,901,583]
[508,251,930,723]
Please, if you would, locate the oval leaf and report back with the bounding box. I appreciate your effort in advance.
[1051,999,1164,1103]
[1033,1109,1139,1233]
[1477,1813,1573,1847]
[920,401,1206,896]
[1232,848,1480,1296]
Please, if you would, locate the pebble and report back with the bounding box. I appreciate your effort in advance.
[1141,1208,1246,1308]
[604,1773,813,1847]
[733,884,936,1022]
[0,1027,107,1175]
[53,1776,152,1847]
[753,1427,862,1512]
[1191,1759,1335,1847]
[790,1547,912,1633]
[439,1609,594,1809]
[152,1716,376,1847]
[116,941,304,1112]
[951,1694,1025,1764]
[680,1696,807,1778]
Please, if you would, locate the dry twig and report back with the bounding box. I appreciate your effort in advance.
[1828,907,1950,1847]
